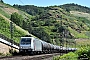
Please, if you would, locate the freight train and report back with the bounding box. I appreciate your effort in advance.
[19,37,77,54]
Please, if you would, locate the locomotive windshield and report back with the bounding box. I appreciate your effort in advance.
[21,38,31,45]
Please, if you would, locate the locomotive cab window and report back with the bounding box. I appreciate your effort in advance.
[21,38,31,45]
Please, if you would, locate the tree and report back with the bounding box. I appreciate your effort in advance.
[22,20,27,30]
[10,12,23,27]
[0,0,4,3]
[32,27,51,43]
[27,22,32,33]
[66,8,70,12]
[58,26,65,33]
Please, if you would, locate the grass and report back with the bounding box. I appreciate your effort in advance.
[68,27,88,38]
[85,31,90,37]
[75,39,90,48]
[0,8,10,18]
[0,2,33,20]
[70,11,90,20]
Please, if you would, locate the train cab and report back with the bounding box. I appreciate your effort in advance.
[19,37,33,53]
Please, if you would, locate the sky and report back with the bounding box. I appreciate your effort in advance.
[3,0,90,7]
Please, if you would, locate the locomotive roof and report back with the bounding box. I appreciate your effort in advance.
[21,37,34,38]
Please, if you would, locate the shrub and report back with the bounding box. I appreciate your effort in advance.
[75,46,90,60]
[53,52,78,60]
[0,52,5,56]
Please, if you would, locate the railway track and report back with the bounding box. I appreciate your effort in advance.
[0,53,60,60]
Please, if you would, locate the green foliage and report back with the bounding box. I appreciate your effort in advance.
[60,3,90,13]
[75,45,90,60]
[54,45,90,60]
[68,27,88,38]
[0,0,4,3]
[32,27,51,43]
[12,4,90,44]
[0,2,33,44]
[0,52,5,56]
[5,53,12,56]
[58,26,66,33]
[9,49,18,56]
[85,31,90,37]
[0,52,12,57]
[76,47,88,57]
[1,2,90,45]
[13,5,46,16]
[76,17,90,29]
[1,3,90,59]
[10,12,23,27]
[0,8,10,18]
[53,52,78,60]
[0,16,26,43]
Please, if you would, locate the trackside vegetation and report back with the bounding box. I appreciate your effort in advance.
[53,46,90,60]
[53,40,90,60]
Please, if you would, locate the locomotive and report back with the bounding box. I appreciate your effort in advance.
[19,37,77,54]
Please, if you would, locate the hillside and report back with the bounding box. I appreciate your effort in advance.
[59,3,90,13]
[13,4,90,45]
[1,2,90,45]
[0,2,34,44]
